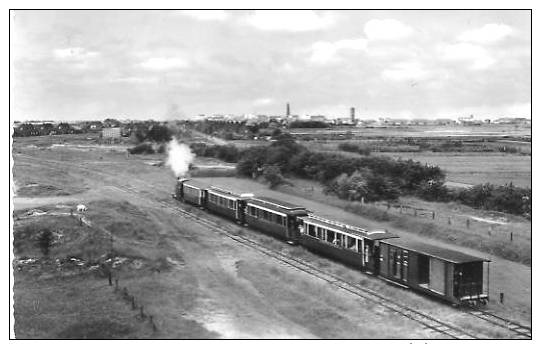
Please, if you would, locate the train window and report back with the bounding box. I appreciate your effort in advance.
[275,214,283,226]
[308,224,316,237]
[228,200,235,209]
[316,226,323,239]
[249,206,256,217]
[326,230,335,244]
[346,236,357,251]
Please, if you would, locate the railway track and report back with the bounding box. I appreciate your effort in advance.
[467,308,531,339]
[15,153,531,339]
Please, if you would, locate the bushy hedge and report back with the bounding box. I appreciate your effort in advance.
[236,136,444,201]
[324,169,400,202]
[457,183,531,216]
[190,143,241,163]
[202,137,532,217]
[128,143,155,154]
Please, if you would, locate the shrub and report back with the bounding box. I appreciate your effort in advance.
[324,169,400,202]
[146,124,172,142]
[457,183,531,216]
[128,143,155,154]
[262,165,286,189]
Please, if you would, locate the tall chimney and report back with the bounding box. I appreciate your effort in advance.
[350,107,355,123]
[286,103,291,118]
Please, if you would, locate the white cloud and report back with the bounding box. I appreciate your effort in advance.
[246,10,334,32]
[139,57,188,70]
[457,23,513,44]
[253,97,274,106]
[309,38,367,64]
[53,47,99,60]
[439,43,496,70]
[364,19,414,41]
[381,62,430,81]
[177,10,229,21]
[109,76,158,84]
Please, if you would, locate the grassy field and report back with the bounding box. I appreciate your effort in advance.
[288,124,531,138]
[11,133,531,338]
[300,140,531,187]
[376,152,531,187]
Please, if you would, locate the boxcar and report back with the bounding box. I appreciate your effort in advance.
[178,179,210,207]
[245,197,308,244]
[299,215,397,273]
[206,187,254,224]
[379,238,490,304]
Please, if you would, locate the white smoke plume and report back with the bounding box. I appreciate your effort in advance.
[166,138,195,177]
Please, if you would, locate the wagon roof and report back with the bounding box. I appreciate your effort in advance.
[303,215,398,240]
[208,187,254,199]
[183,179,210,190]
[382,237,490,264]
[247,197,307,214]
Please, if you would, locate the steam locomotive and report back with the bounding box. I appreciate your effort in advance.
[174,178,490,305]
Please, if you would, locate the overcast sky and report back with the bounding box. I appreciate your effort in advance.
[11,10,531,121]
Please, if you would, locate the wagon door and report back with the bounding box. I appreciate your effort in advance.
[286,215,299,241]
[236,200,246,224]
[429,258,446,294]
[363,240,376,274]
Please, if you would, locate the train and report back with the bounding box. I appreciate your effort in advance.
[173,178,490,306]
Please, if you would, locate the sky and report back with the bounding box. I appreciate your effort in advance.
[10,10,531,121]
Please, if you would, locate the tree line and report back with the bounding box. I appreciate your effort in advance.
[190,134,531,217]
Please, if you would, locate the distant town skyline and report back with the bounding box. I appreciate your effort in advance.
[11,10,531,121]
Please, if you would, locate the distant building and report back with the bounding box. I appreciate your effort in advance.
[334,117,354,125]
[102,127,121,141]
[310,115,327,122]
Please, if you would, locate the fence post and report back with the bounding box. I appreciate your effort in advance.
[500,292,504,304]
[510,232,513,242]
[432,211,435,220]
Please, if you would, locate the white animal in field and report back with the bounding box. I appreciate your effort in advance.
[77,204,87,212]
